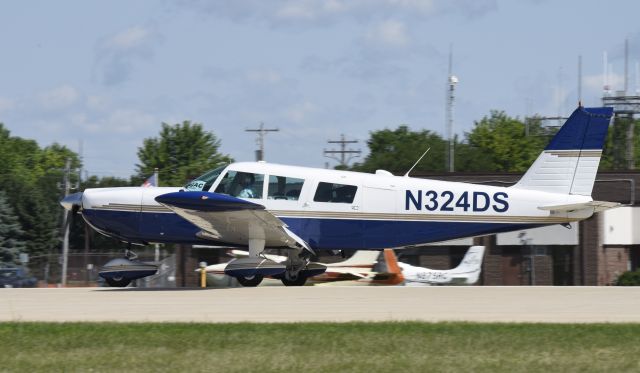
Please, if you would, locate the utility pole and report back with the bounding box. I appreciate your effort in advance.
[323,134,361,167]
[154,167,160,263]
[245,123,279,161]
[61,158,71,287]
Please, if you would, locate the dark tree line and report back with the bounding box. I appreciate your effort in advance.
[353,112,638,174]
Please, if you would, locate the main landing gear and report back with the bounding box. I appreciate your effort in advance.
[224,238,327,287]
[236,274,264,287]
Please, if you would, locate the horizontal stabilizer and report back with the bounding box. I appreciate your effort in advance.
[538,200,620,213]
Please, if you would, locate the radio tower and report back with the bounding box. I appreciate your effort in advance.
[602,38,640,170]
[445,45,458,172]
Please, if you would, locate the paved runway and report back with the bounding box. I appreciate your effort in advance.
[2,286,640,323]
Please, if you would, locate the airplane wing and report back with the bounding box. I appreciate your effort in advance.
[155,191,313,253]
[538,200,620,213]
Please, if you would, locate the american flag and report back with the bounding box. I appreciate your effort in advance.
[141,173,157,187]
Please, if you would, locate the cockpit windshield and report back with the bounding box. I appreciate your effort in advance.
[183,164,228,191]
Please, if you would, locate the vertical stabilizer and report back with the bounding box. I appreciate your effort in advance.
[513,106,613,196]
[453,246,485,274]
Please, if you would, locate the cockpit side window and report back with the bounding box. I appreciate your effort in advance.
[313,182,357,203]
[267,175,304,201]
[214,171,264,199]
[184,165,227,191]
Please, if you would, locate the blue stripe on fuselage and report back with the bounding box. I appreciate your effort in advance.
[83,209,545,249]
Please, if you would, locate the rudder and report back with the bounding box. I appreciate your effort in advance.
[513,106,613,195]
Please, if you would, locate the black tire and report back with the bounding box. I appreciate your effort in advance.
[281,274,307,286]
[236,275,263,287]
[105,276,131,287]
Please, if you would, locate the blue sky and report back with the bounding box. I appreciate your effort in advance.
[1,0,639,178]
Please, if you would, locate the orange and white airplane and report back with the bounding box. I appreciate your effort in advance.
[315,246,484,286]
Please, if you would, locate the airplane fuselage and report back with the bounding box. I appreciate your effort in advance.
[80,161,592,250]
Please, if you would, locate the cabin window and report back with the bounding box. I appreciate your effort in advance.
[313,182,357,203]
[267,175,304,201]
[184,164,227,191]
[214,171,264,199]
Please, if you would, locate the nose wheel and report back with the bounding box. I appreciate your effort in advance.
[105,276,131,287]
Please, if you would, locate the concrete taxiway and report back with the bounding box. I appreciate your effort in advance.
[2,286,639,323]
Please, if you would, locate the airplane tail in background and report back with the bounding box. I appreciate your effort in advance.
[452,246,485,276]
[513,106,613,196]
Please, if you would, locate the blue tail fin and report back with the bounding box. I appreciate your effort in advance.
[513,106,613,195]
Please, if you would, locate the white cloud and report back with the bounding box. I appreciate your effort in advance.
[106,26,152,50]
[73,109,156,134]
[86,95,110,111]
[366,19,409,47]
[245,69,283,84]
[0,97,15,112]
[95,26,163,86]
[175,0,496,27]
[284,101,318,123]
[38,85,79,110]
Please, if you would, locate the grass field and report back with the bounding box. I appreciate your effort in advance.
[1,322,640,372]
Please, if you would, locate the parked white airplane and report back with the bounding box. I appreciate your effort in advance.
[204,250,382,286]
[61,106,617,287]
[397,246,485,285]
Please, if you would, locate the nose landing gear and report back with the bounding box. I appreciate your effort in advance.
[98,244,158,287]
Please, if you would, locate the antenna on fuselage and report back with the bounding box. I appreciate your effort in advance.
[403,147,430,177]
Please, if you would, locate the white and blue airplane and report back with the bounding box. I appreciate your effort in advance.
[62,106,617,287]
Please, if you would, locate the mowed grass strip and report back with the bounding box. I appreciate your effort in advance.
[1,322,640,372]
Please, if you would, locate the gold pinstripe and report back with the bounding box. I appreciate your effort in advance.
[546,150,602,158]
[270,210,572,223]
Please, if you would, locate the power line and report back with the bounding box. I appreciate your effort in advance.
[245,122,279,161]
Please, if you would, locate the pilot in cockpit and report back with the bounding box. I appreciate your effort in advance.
[237,173,256,198]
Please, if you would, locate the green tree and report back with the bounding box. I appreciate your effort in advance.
[0,124,80,257]
[0,190,26,263]
[136,121,233,186]
[600,117,640,170]
[462,112,552,172]
[352,126,447,174]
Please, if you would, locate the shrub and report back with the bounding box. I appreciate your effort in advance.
[615,271,640,286]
